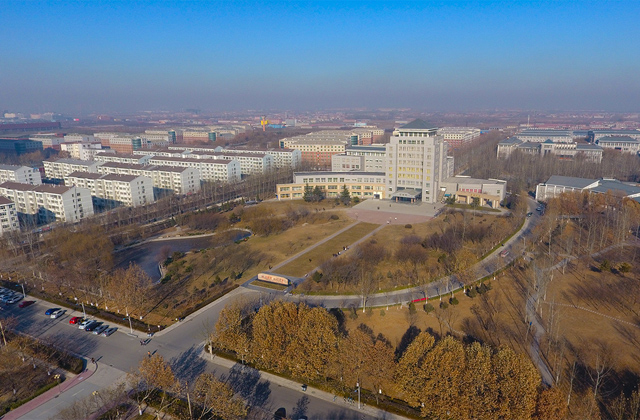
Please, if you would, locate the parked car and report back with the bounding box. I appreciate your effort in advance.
[69,316,83,325]
[0,293,17,303]
[6,295,23,304]
[51,309,66,319]
[92,324,109,335]
[499,250,510,258]
[45,308,61,316]
[18,300,35,308]
[101,327,118,337]
[526,212,533,217]
[536,206,543,211]
[79,319,95,330]
[85,322,103,332]
[301,384,307,392]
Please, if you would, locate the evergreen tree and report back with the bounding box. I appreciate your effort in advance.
[340,185,352,205]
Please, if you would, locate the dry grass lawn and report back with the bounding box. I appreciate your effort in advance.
[276,222,379,277]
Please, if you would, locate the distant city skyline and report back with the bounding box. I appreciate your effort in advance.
[1,1,639,114]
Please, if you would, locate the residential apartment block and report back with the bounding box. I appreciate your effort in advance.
[386,120,450,204]
[0,164,42,185]
[276,171,386,200]
[64,172,154,208]
[147,156,241,183]
[0,182,94,223]
[60,141,104,160]
[0,196,19,235]
[437,127,482,149]
[43,158,103,180]
[94,152,152,165]
[96,162,201,196]
[167,144,302,169]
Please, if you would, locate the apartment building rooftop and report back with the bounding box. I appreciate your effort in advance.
[0,196,14,205]
[0,181,73,193]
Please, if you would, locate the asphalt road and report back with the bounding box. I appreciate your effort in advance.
[3,292,381,420]
[2,198,543,419]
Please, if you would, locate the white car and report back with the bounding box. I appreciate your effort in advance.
[78,319,94,330]
[51,309,66,319]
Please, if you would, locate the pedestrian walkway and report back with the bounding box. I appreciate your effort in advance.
[200,349,414,420]
[2,367,95,420]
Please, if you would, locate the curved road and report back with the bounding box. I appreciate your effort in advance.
[3,198,543,419]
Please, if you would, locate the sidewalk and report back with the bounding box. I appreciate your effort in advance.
[2,366,95,420]
[201,350,414,420]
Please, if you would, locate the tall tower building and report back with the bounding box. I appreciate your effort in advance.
[386,119,449,204]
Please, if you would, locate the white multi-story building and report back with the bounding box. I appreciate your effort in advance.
[65,172,154,207]
[167,145,302,169]
[331,145,387,172]
[594,136,640,153]
[94,152,152,165]
[0,164,42,185]
[591,130,640,142]
[497,138,604,162]
[29,134,65,150]
[0,182,94,223]
[516,129,574,143]
[147,156,241,183]
[535,176,640,202]
[437,127,481,148]
[97,162,201,196]
[0,197,20,235]
[386,119,449,204]
[43,158,103,180]
[188,151,272,176]
[60,141,104,160]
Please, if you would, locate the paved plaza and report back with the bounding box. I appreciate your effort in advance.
[346,199,444,225]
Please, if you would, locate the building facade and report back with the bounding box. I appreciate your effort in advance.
[0,182,94,223]
[331,145,387,172]
[96,162,201,196]
[43,158,103,180]
[65,172,155,208]
[276,171,386,200]
[437,127,481,149]
[386,119,449,204]
[0,197,19,235]
[0,164,42,185]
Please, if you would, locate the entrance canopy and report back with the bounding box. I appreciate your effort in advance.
[390,188,422,203]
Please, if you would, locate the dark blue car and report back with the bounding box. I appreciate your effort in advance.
[45,308,61,316]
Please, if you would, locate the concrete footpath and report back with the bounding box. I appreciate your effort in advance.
[201,350,414,420]
[2,363,127,420]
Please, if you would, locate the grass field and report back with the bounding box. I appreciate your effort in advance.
[276,222,380,277]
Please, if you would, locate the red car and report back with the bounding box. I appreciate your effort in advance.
[18,300,35,308]
[69,316,83,325]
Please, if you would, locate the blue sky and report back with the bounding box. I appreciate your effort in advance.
[1,1,639,114]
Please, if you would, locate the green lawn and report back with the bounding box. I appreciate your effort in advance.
[276,222,379,277]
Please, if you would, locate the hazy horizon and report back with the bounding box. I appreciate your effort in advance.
[1,1,639,114]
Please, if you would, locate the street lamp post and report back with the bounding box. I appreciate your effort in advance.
[356,382,361,409]
[126,307,133,334]
[18,282,25,298]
